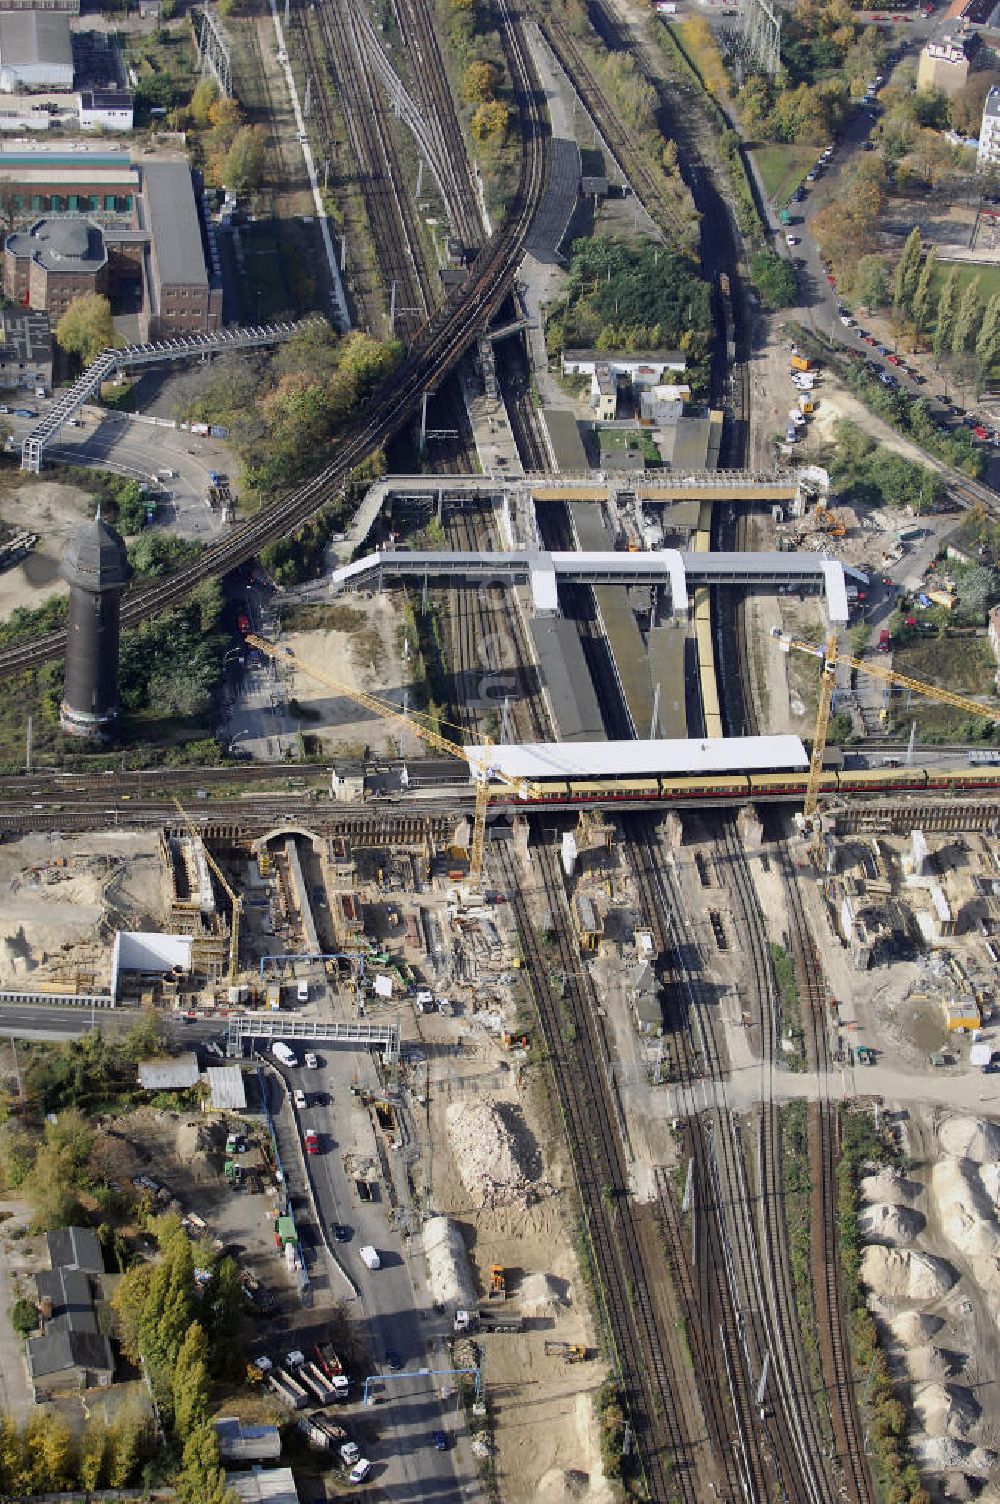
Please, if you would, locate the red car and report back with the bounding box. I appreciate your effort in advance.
[304,1130,319,1155]
[974,425,989,440]
[827,274,836,286]
[237,612,251,634]
[887,354,902,366]
[862,334,877,346]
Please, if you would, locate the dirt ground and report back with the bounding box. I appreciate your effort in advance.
[0,479,99,617]
[283,598,414,756]
[0,832,167,990]
[416,1026,612,1504]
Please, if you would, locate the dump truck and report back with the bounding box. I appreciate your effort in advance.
[790,354,813,372]
[455,1306,524,1333]
[296,1361,340,1404]
[297,1413,349,1451]
[315,1341,347,1380]
[267,1369,309,1411]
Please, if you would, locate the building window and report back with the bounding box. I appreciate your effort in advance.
[67,195,78,210]
[104,195,115,211]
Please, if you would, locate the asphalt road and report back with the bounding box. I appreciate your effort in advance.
[275,1051,474,1503]
[7,401,234,542]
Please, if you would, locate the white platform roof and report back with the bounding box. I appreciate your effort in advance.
[469,734,808,782]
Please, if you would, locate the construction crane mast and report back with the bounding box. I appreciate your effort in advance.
[172,798,242,983]
[773,629,1000,818]
[245,635,537,883]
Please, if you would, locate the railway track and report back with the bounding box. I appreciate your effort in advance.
[0,0,548,687]
[307,0,433,340]
[776,835,875,1504]
[495,838,701,1502]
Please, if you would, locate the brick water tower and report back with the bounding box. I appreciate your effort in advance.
[60,508,130,739]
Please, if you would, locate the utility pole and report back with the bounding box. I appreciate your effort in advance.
[389,280,397,338]
[25,713,31,774]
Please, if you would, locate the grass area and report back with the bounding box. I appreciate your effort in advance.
[781,1102,830,1445]
[888,634,998,738]
[770,940,806,1069]
[930,259,1000,307]
[749,143,817,204]
[598,430,647,461]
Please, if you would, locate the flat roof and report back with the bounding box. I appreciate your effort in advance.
[529,615,606,741]
[567,500,613,550]
[141,159,207,287]
[207,1065,247,1111]
[0,10,72,67]
[0,165,137,186]
[542,408,588,472]
[138,1052,200,1090]
[594,584,653,736]
[470,734,809,781]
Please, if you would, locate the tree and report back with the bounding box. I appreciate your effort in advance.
[892,227,922,312]
[976,292,1000,374]
[952,273,982,357]
[461,61,499,104]
[78,1423,108,1491]
[224,125,267,193]
[470,100,510,144]
[932,266,960,363]
[911,246,937,333]
[950,69,1000,137]
[207,97,243,157]
[55,294,118,366]
[173,1321,211,1439]
[105,1410,147,1489]
[750,251,798,308]
[175,1422,239,1504]
[855,255,889,313]
[189,77,219,127]
[10,1298,37,1338]
[111,1261,152,1363]
[23,1412,74,1493]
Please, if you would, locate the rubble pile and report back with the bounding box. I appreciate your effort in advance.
[446,1097,541,1207]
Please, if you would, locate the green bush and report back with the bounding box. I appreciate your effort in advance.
[10,1298,38,1338]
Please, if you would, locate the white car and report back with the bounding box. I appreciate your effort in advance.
[340,1442,360,1466]
[251,1354,272,1373]
[272,1042,298,1069]
[350,1459,372,1484]
[785,234,799,246]
[839,313,855,327]
[304,1051,319,1070]
[285,1349,306,1369]
[293,1088,307,1110]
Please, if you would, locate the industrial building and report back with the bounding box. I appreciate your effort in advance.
[0,306,51,389]
[5,216,107,318]
[0,147,221,337]
[0,10,73,92]
[59,508,129,738]
[78,88,133,132]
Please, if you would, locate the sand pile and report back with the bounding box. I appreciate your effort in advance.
[902,1346,953,1383]
[931,1160,1000,1257]
[912,1383,981,1439]
[912,1437,997,1478]
[938,1117,1000,1163]
[422,1216,477,1312]
[858,1202,924,1246]
[521,1272,570,1318]
[861,1247,956,1303]
[888,1310,944,1345]
[860,1168,923,1207]
[446,1097,542,1207]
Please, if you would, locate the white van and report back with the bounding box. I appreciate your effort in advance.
[272,1041,298,1068]
[296,980,308,1003]
[359,1245,381,1270]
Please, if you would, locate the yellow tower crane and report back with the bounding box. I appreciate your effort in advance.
[172,798,243,983]
[245,635,538,883]
[772,629,1000,819]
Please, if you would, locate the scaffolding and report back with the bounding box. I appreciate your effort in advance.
[196,7,233,99]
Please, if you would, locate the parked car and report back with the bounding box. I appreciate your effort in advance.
[785,234,799,246]
[432,1430,449,1452]
[305,1052,319,1069]
[293,1088,307,1110]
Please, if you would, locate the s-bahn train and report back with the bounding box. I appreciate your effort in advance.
[502,762,1000,806]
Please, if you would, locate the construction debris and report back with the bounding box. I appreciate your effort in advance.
[445,1097,545,1208]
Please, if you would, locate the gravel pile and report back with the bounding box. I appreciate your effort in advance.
[861,1247,957,1303]
[858,1202,924,1246]
[938,1116,1000,1163]
[446,1097,542,1207]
